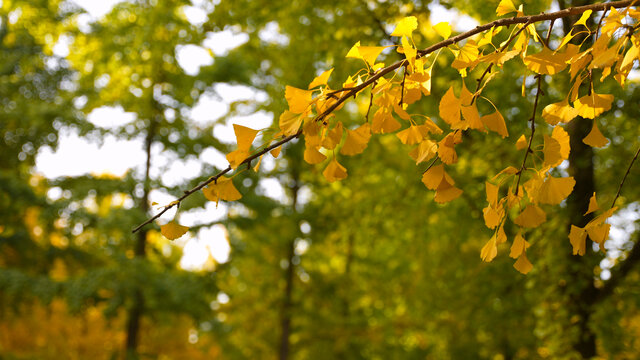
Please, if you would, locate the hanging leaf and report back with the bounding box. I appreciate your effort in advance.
[160,222,189,240]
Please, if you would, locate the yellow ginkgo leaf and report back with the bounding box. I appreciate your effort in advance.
[537,175,575,205]
[569,225,587,256]
[203,177,242,203]
[451,40,479,73]
[483,205,503,229]
[575,9,592,27]
[481,237,498,262]
[573,93,614,119]
[582,122,609,148]
[434,177,463,203]
[160,221,189,240]
[439,86,462,127]
[481,111,509,138]
[401,35,417,68]
[587,223,611,247]
[460,104,484,131]
[542,99,579,125]
[516,134,528,150]
[523,47,568,75]
[552,126,570,160]
[346,41,386,66]
[226,149,251,169]
[486,181,499,208]
[396,125,424,145]
[391,16,418,38]
[285,86,313,114]
[433,22,451,39]
[308,68,334,89]
[514,204,547,228]
[509,233,530,259]
[409,139,438,164]
[321,122,344,150]
[279,110,303,136]
[371,108,400,134]
[323,158,348,182]
[438,132,461,164]
[513,251,533,274]
[270,146,282,158]
[303,144,326,164]
[543,135,563,168]
[422,164,445,190]
[232,124,259,151]
[341,123,371,156]
[584,192,599,215]
[496,0,516,16]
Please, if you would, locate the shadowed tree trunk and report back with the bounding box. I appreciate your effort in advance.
[279,162,300,360]
[125,108,158,359]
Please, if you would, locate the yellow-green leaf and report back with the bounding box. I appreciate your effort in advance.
[391,16,418,38]
[433,22,451,39]
[496,0,516,16]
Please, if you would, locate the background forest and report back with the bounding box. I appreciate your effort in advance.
[1,0,640,359]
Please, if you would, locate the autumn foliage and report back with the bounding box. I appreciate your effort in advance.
[148,0,640,275]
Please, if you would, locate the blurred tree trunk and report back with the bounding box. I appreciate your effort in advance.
[279,162,300,360]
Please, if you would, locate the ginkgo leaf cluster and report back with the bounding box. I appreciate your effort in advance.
[151,1,640,275]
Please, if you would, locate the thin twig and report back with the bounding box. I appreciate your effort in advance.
[133,0,636,232]
[611,145,640,208]
[514,73,544,196]
[131,131,301,233]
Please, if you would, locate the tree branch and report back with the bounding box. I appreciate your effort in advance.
[133,0,636,233]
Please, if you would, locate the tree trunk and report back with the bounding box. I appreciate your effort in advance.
[279,167,299,360]
[125,115,156,359]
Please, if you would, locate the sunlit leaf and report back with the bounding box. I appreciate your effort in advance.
[582,122,609,148]
[160,221,189,240]
[202,176,242,203]
[391,16,418,38]
[542,99,578,125]
[396,125,424,145]
[308,68,334,89]
[496,0,517,16]
[573,93,614,119]
[543,135,562,168]
[433,22,451,39]
[341,123,371,156]
[285,86,313,113]
[538,176,575,205]
[523,47,567,75]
